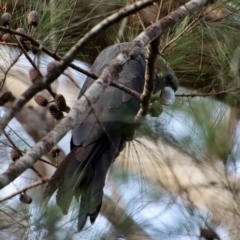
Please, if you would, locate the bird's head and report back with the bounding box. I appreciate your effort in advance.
[153,55,179,106]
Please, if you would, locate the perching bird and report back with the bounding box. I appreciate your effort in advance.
[44,42,178,231]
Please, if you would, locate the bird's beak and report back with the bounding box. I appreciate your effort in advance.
[159,86,175,106]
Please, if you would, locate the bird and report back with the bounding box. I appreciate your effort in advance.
[44,42,179,231]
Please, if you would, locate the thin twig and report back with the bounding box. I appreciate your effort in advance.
[0,42,18,46]
[131,0,146,30]
[41,10,119,45]
[3,130,44,179]
[14,36,56,98]
[0,177,50,203]
[7,125,31,147]
[0,132,57,168]
[175,87,240,98]
[160,5,207,54]
[135,37,160,119]
[0,209,28,228]
[0,27,141,98]
[54,0,78,54]
[11,0,20,15]
[0,52,22,91]
[156,0,164,21]
[0,0,210,189]
[0,0,154,138]
[14,37,41,76]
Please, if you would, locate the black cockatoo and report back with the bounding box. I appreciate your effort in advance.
[44,42,178,231]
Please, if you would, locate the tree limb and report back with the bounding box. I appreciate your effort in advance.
[0,0,210,189]
[0,0,155,136]
[0,177,50,203]
[135,37,160,119]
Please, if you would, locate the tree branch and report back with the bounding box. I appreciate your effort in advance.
[0,0,209,189]
[0,177,50,203]
[0,32,139,99]
[0,0,155,137]
[0,181,151,239]
[135,37,160,119]
[175,87,240,98]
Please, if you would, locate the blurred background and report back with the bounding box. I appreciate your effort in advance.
[0,0,240,239]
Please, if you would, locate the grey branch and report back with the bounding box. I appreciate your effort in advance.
[0,178,50,203]
[135,37,160,119]
[0,0,155,136]
[0,0,209,189]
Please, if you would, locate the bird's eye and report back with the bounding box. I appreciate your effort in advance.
[165,73,173,82]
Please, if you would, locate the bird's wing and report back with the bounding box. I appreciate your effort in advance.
[72,42,145,146]
[44,42,146,230]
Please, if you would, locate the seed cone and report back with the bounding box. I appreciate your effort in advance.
[200,228,220,240]
[28,11,39,27]
[10,148,21,161]
[29,68,39,83]
[15,28,30,52]
[0,91,12,105]
[2,12,12,26]
[51,146,61,158]
[32,40,42,55]
[55,94,70,112]
[49,104,64,120]
[34,95,48,107]
[21,40,32,52]
[15,28,26,42]
[47,61,57,73]
[19,193,32,204]
[2,33,11,42]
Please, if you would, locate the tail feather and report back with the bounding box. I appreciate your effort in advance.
[77,189,91,230]
[77,136,121,230]
[44,144,95,214]
[56,182,73,215]
[43,153,71,200]
[55,151,90,214]
[44,136,121,231]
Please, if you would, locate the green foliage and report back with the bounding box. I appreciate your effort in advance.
[156,2,239,104]
[1,0,240,239]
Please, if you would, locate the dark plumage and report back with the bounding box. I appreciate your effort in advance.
[44,42,178,231]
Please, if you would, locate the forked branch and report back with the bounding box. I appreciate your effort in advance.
[0,0,210,189]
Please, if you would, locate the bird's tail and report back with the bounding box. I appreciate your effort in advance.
[44,136,120,231]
